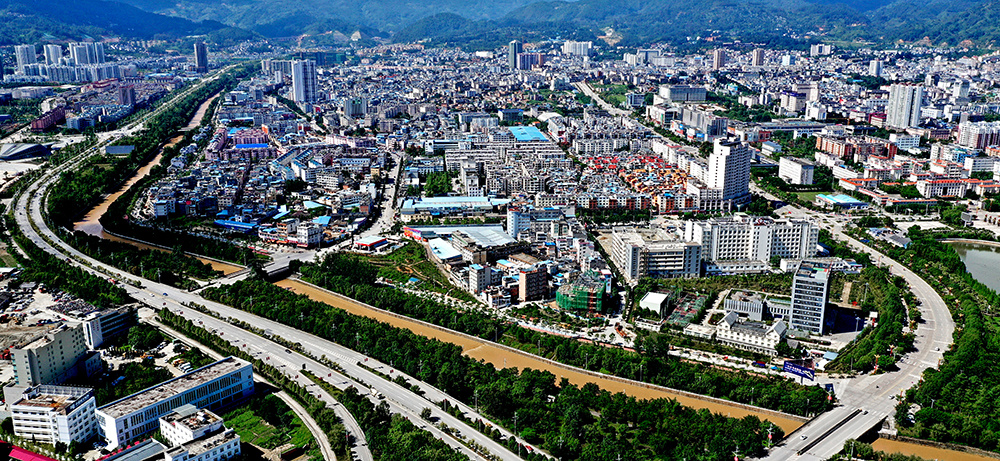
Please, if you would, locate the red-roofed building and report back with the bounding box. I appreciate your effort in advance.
[0,441,59,461]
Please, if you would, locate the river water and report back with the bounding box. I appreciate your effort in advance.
[71,94,241,276]
[945,240,1000,293]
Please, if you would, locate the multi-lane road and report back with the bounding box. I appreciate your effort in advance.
[13,130,527,461]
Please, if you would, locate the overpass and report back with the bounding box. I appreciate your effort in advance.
[764,406,887,460]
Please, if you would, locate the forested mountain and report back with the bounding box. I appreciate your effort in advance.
[0,0,248,45]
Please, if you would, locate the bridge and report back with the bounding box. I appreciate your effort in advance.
[763,406,887,460]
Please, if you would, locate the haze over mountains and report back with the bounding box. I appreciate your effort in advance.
[5,0,1000,47]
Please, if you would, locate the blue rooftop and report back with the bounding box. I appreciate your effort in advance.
[509,126,548,142]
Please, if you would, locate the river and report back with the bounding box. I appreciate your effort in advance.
[71,94,241,276]
[944,239,1000,293]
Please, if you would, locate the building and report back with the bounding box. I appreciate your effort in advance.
[291,60,318,104]
[42,45,62,66]
[751,48,765,67]
[778,157,815,185]
[889,133,920,150]
[869,60,883,78]
[916,178,969,198]
[95,357,253,450]
[708,138,751,203]
[561,40,592,56]
[468,264,498,293]
[516,53,544,70]
[684,214,819,265]
[957,121,1000,149]
[193,42,208,73]
[10,323,97,387]
[638,292,670,317]
[611,227,702,283]
[508,40,522,69]
[159,406,241,461]
[659,85,707,103]
[11,385,98,445]
[886,84,924,129]
[716,312,787,355]
[14,45,36,72]
[556,271,606,312]
[518,266,549,302]
[118,85,136,106]
[789,260,831,334]
[81,307,136,349]
[712,49,726,70]
[68,42,104,66]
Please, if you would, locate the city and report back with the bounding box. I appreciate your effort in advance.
[1,6,1000,461]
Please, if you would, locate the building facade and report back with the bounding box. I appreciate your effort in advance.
[11,385,98,445]
[789,260,831,334]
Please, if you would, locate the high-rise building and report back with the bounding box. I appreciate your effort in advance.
[43,45,62,66]
[561,40,593,56]
[516,52,544,70]
[708,138,750,202]
[789,260,831,334]
[712,49,726,70]
[508,40,522,69]
[809,43,832,56]
[291,59,318,104]
[14,45,36,72]
[886,84,924,129]
[751,48,765,67]
[869,60,883,78]
[611,227,702,283]
[781,54,796,66]
[69,42,105,66]
[118,85,136,106]
[9,323,97,387]
[193,42,208,73]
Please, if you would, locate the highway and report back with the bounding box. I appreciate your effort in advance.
[13,135,526,461]
[573,82,631,116]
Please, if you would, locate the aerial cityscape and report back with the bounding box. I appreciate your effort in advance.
[3,2,1000,461]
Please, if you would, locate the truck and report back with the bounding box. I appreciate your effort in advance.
[370,388,384,399]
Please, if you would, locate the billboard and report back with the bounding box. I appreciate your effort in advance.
[783,361,815,381]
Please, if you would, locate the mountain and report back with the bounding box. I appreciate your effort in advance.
[110,0,543,37]
[0,0,249,45]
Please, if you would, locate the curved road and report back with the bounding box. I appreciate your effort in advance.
[14,147,524,461]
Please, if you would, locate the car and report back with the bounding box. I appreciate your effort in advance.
[801,435,807,440]
[286,348,292,353]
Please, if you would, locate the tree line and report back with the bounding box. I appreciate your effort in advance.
[202,279,785,460]
[297,253,834,417]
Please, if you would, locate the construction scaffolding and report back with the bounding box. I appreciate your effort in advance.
[556,271,607,313]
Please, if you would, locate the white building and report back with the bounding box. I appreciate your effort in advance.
[889,133,920,150]
[43,45,62,66]
[561,41,593,56]
[716,312,787,355]
[789,260,831,334]
[10,323,98,387]
[159,406,241,461]
[291,60,318,104]
[295,223,323,248]
[14,45,37,72]
[95,357,253,450]
[886,84,924,129]
[778,157,816,185]
[611,227,701,284]
[11,385,98,445]
[684,214,819,265]
[707,138,751,204]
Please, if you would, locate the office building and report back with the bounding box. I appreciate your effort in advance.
[712,49,726,70]
[43,45,62,66]
[10,385,98,445]
[778,157,816,185]
[95,357,253,450]
[291,60,318,104]
[886,84,924,129]
[611,227,702,283]
[193,42,208,73]
[781,54,796,66]
[809,43,832,56]
[10,323,98,387]
[708,138,750,202]
[684,214,819,264]
[869,60,882,78]
[789,260,831,334]
[508,40,522,69]
[81,307,136,349]
[751,48,765,67]
[14,45,36,72]
[561,40,592,56]
[159,406,241,461]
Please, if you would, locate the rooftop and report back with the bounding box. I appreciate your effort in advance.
[508,126,548,142]
[161,405,221,432]
[98,357,250,419]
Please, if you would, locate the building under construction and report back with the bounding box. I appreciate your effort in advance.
[556,271,607,313]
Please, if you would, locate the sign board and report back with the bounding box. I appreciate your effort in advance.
[783,361,815,381]
[825,383,834,393]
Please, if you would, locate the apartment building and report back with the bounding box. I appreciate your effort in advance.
[611,227,702,284]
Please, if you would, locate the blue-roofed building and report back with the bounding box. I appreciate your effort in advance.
[815,194,868,210]
[508,126,548,142]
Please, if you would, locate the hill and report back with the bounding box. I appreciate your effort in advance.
[0,0,250,45]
